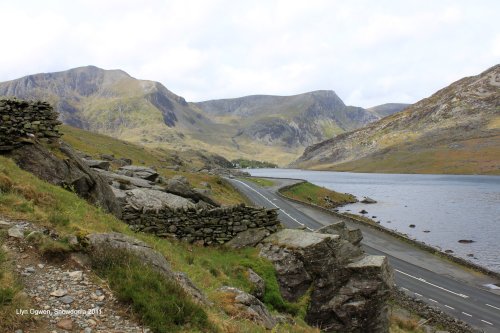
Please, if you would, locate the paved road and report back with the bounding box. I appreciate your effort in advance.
[228,177,500,333]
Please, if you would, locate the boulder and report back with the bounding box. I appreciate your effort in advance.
[94,169,154,189]
[225,228,271,249]
[99,154,115,161]
[260,229,392,333]
[218,286,277,329]
[117,165,159,182]
[124,188,196,211]
[316,221,363,245]
[9,143,121,218]
[119,158,133,166]
[83,159,110,171]
[87,232,209,304]
[8,226,24,239]
[247,268,265,300]
[361,197,377,204]
[165,176,219,207]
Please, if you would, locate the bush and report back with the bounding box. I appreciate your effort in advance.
[90,247,215,333]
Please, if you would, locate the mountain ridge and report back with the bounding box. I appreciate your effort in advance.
[0,65,401,165]
[293,64,500,174]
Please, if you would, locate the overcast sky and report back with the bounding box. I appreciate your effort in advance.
[0,0,498,107]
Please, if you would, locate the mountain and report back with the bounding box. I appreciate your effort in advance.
[0,66,383,165]
[367,103,410,118]
[294,64,500,174]
[0,66,216,148]
[193,90,378,150]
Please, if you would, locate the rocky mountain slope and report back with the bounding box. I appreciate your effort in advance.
[0,66,215,149]
[0,66,391,165]
[294,64,500,174]
[194,90,378,147]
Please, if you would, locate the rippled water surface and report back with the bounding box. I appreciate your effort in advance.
[248,169,500,273]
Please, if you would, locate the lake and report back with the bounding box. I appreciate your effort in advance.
[248,169,500,273]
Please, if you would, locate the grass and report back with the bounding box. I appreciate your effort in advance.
[0,155,316,332]
[280,182,357,209]
[242,177,275,187]
[90,245,215,333]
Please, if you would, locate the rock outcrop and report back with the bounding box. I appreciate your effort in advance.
[225,228,272,249]
[316,221,363,245]
[218,286,277,329]
[260,229,393,332]
[164,175,219,206]
[8,143,121,218]
[116,165,159,182]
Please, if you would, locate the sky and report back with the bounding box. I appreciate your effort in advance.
[0,0,499,108]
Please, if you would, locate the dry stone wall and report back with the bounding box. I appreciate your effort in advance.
[122,203,280,245]
[0,99,61,150]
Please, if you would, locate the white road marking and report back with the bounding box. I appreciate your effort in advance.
[444,305,455,310]
[462,312,472,317]
[481,319,493,326]
[233,179,313,231]
[414,293,422,297]
[428,298,438,303]
[395,269,469,298]
[486,303,500,311]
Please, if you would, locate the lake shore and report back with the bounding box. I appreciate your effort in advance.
[247,168,500,275]
[274,178,500,280]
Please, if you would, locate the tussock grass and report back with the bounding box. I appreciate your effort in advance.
[90,246,215,333]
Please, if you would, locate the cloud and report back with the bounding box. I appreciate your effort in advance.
[0,0,498,107]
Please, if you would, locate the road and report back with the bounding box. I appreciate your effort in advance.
[228,177,500,333]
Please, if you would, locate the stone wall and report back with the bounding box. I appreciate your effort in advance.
[0,99,61,151]
[122,203,280,245]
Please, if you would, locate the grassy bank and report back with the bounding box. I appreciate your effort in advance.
[242,177,275,187]
[280,181,357,209]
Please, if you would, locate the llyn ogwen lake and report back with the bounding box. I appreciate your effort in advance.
[248,169,500,273]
